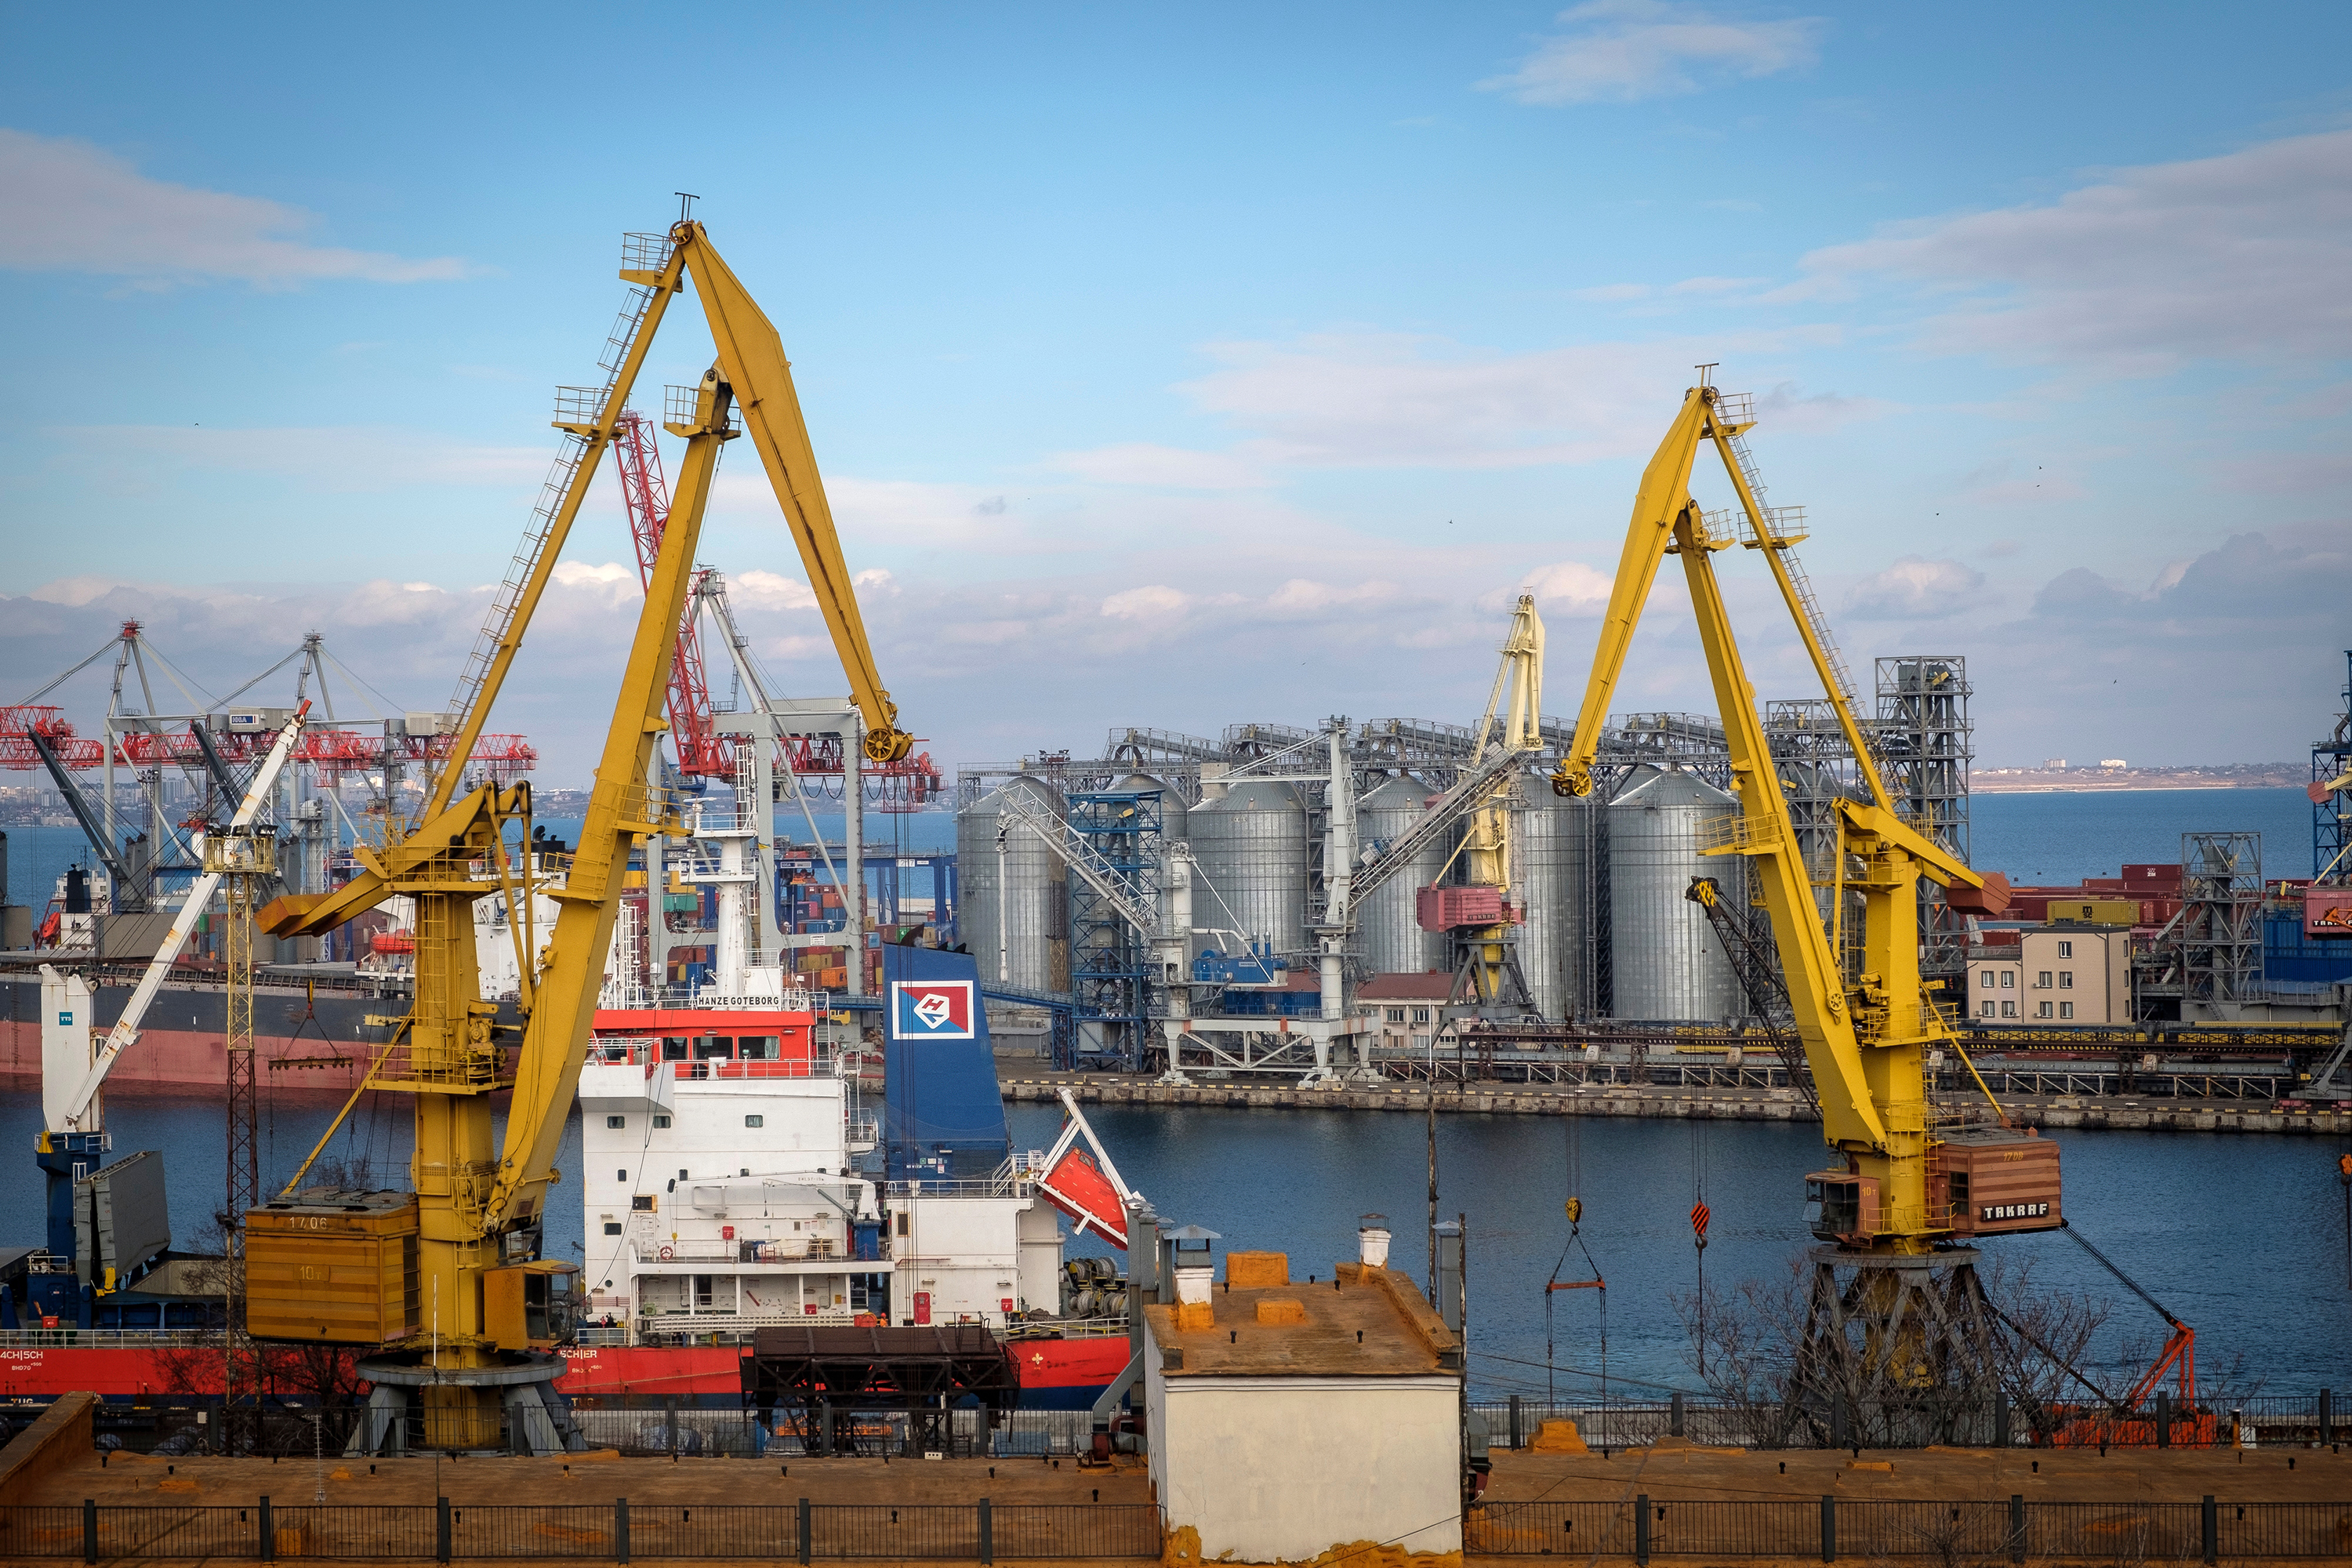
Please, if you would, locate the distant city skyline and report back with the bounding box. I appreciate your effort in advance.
[3,5,2347,782]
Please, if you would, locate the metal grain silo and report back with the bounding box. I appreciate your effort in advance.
[1186,779,1308,959]
[1356,772,1448,977]
[957,776,1069,993]
[1604,764,1741,1022]
[1512,772,1593,1021]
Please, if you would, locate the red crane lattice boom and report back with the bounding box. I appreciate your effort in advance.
[613,409,730,778]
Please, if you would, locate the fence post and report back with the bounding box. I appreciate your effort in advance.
[2156,1390,2171,1449]
[260,1496,275,1563]
[1819,1495,1835,1563]
[978,1497,993,1566]
[1508,1395,1521,1450]
[82,1498,96,1566]
[1635,1495,1650,1567]
[1669,1392,1684,1438]
[2201,1496,2217,1566]
[437,1496,452,1565]
[2321,1388,2334,1447]
[798,1497,811,1566]
[2008,1495,2025,1565]
[615,1497,630,1565]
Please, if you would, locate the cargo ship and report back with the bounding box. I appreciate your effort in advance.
[567,944,1136,1411]
[0,869,1137,1414]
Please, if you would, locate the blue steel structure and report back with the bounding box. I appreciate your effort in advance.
[2317,650,2350,881]
[1063,788,1163,1073]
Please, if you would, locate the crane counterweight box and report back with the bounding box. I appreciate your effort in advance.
[244,1189,420,1345]
[1932,1131,2063,1236]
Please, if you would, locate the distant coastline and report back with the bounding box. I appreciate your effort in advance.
[1975,765,2305,796]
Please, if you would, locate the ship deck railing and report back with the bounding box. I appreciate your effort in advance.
[586,1037,841,1081]
[0,1328,213,1348]
[626,1237,857,1266]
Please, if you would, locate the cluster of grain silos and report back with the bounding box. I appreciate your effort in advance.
[954,775,1069,993]
[1186,779,1310,957]
[1355,773,1448,975]
[1602,764,1744,1021]
[956,757,1758,1025]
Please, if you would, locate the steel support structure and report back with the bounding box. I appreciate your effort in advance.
[2180,833,2262,1011]
[2318,651,2350,879]
[1063,789,1162,1071]
[1875,656,1972,980]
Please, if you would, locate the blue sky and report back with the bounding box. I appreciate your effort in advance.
[3,2,2348,782]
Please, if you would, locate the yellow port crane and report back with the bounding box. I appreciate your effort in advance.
[1449,593,1545,1009]
[1551,373,2041,1272]
[251,220,905,1452]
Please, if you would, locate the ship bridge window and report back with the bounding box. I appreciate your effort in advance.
[739,1035,778,1059]
[695,1036,734,1059]
[604,1116,626,1129]
[631,1196,655,1212]
[653,1114,671,1129]
[661,1038,689,1061]
[745,1114,765,1128]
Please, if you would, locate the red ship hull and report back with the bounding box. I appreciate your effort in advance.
[0,1336,1134,1409]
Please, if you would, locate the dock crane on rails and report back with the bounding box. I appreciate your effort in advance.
[29,703,311,1326]
[1549,370,2045,1440]
[248,220,911,1455]
[1417,593,1547,1014]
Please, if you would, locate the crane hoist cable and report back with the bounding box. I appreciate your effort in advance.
[1544,1111,1606,1405]
[1690,1120,1711,1377]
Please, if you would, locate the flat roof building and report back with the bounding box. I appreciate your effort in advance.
[1143,1237,1463,1565]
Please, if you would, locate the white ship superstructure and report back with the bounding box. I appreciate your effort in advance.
[577,999,1076,1341]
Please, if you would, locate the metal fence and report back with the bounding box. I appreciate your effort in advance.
[1474,1389,2347,1450]
[566,1406,1103,1459]
[0,1501,1162,1561]
[1470,1496,2352,1560]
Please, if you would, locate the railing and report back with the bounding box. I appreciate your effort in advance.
[0,1500,1161,1560]
[0,1329,211,1349]
[1472,1392,2347,1452]
[1698,809,1786,854]
[1468,1496,2343,1560]
[584,1040,836,1080]
[632,1236,844,1265]
[12,1497,2350,1563]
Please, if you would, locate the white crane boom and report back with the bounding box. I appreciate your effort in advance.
[53,702,311,1132]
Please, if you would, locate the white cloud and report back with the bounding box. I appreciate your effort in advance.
[1753,380,1892,436]
[1797,129,2352,372]
[1100,586,1192,619]
[1520,561,1615,613]
[1264,579,1403,616]
[1844,557,1986,620]
[0,128,469,287]
[1178,331,1718,469]
[731,569,819,612]
[551,561,636,590]
[1482,1,1824,106]
[1048,442,1269,490]
[1964,525,2350,764]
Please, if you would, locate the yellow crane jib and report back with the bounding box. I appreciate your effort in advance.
[1552,375,2057,1261]
[243,220,898,1454]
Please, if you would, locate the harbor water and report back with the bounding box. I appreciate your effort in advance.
[0,786,2340,1399]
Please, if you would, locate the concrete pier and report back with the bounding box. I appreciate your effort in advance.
[1000,1073,2352,1136]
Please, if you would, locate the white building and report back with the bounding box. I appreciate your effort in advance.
[1143,1243,1464,1564]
